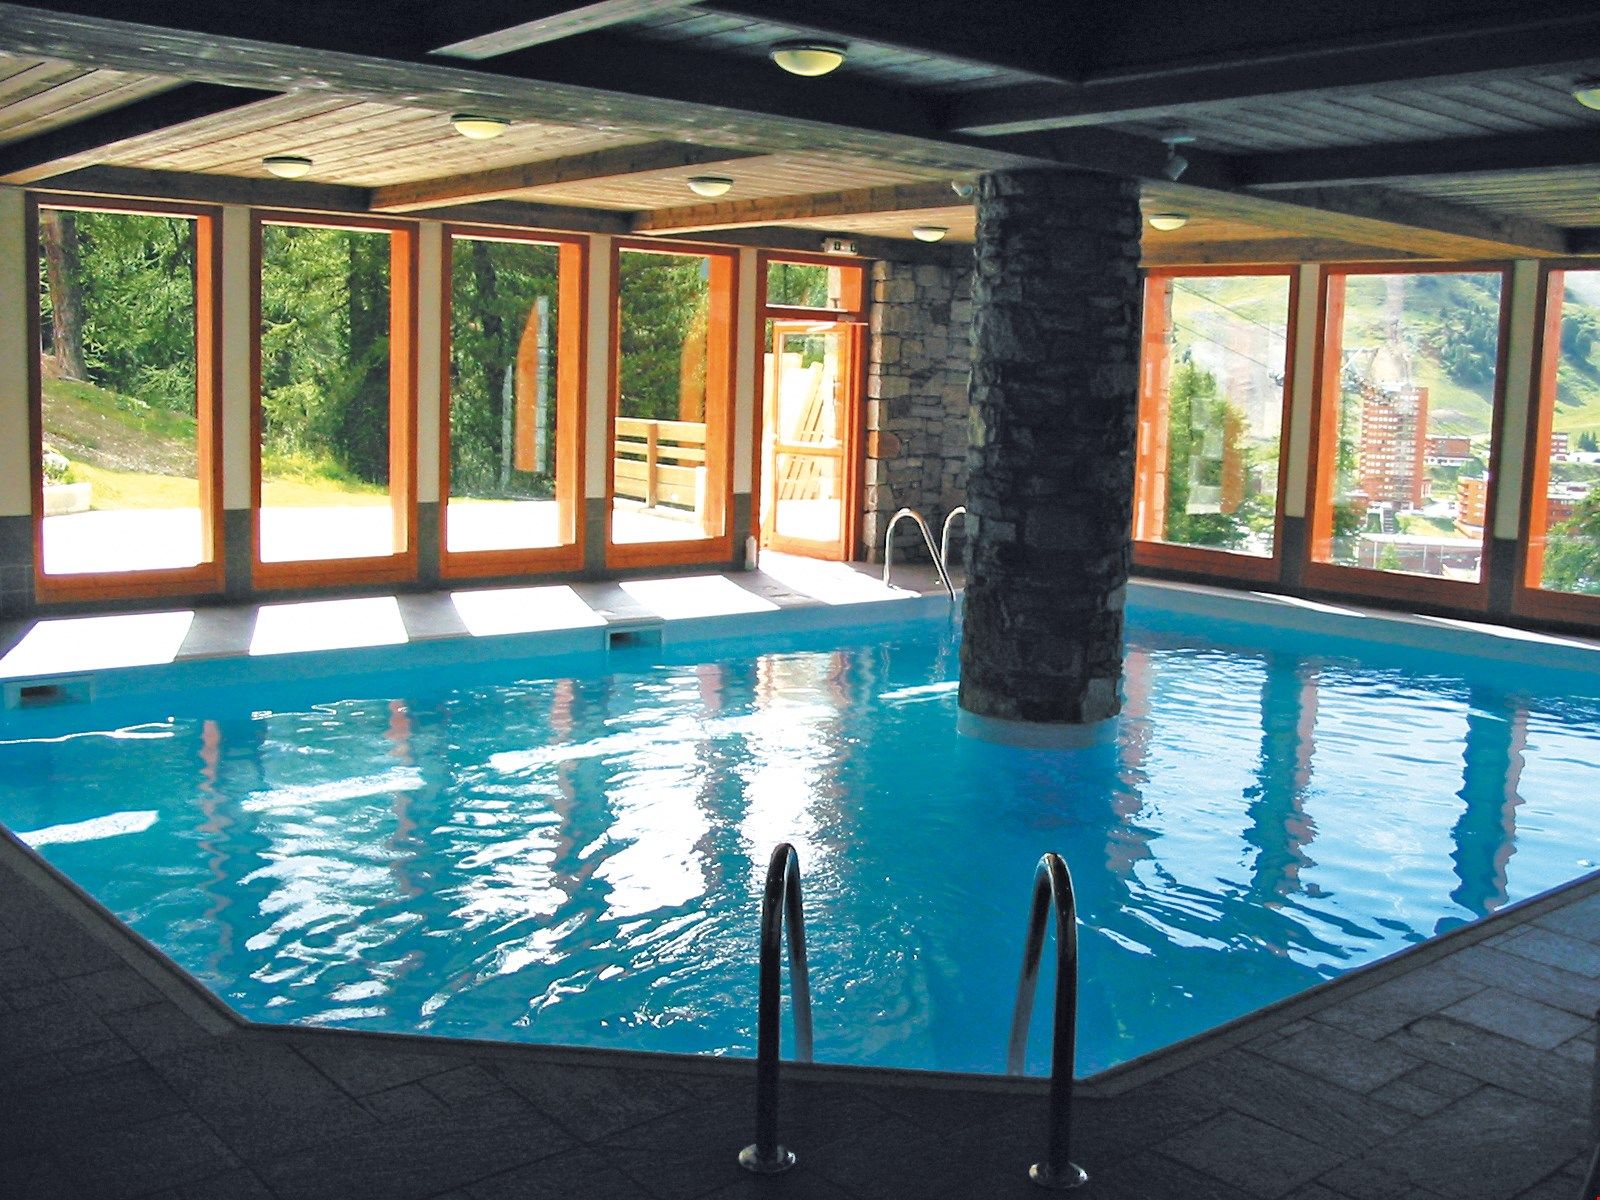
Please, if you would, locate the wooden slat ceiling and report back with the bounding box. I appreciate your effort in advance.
[507,151,951,210]
[0,52,178,145]
[1113,70,1600,153]
[92,93,646,188]
[620,8,1037,92]
[1383,169,1600,227]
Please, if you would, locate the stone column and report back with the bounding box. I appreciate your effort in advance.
[957,169,1143,744]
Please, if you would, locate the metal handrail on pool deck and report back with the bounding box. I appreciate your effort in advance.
[738,843,815,1175]
[1007,852,1089,1191]
[882,507,956,600]
[939,505,966,578]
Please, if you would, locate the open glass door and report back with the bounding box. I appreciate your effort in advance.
[761,320,858,558]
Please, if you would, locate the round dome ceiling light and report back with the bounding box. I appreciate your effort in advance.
[451,113,511,140]
[1573,79,1600,111]
[911,225,949,242]
[263,155,313,179]
[770,40,847,77]
[687,175,734,198]
[1146,212,1190,232]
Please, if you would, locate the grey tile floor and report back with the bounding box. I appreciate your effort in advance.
[2,832,1596,1200]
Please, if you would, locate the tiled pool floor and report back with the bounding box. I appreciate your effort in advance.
[2,817,1595,1200]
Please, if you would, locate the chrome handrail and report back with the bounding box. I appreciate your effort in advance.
[1007,852,1088,1191]
[939,505,967,577]
[739,843,814,1175]
[882,507,955,600]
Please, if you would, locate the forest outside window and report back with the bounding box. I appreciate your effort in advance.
[1521,266,1600,611]
[254,217,415,577]
[32,199,221,593]
[443,229,584,570]
[1134,271,1293,574]
[1310,268,1507,593]
[609,244,735,555]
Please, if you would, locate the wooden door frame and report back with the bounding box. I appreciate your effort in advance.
[28,194,226,603]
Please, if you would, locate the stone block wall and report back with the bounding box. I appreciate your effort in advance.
[863,257,974,564]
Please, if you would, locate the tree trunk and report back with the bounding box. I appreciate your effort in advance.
[39,209,86,380]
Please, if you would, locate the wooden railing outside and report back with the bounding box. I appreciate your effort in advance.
[614,416,707,515]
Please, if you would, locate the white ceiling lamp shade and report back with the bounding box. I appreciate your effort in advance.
[262,155,313,179]
[1573,79,1600,111]
[687,175,734,198]
[770,40,848,77]
[1146,212,1190,232]
[911,224,949,242]
[451,113,511,139]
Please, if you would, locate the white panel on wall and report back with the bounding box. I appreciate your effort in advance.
[220,205,253,512]
[414,222,443,506]
[1494,259,1540,543]
[1282,263,1322,520]
[585,235,611,500]
[733,247,758,496]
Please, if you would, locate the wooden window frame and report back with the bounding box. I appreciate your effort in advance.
[438,225,588,580]
[1303,261,1514,612]
[605,237,740,570]
[1132,265,1300,585]
[1513,261,1600,626]
[754,251,870,562]
[27,194,225,604]
[250,211,419,590]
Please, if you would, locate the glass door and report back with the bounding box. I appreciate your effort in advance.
[761,321,858,558]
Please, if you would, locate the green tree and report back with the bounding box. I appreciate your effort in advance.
[1579,431,1599,454]
[1542,491,1600,595]
[1163,358,1250,550]
[617,252,708,421]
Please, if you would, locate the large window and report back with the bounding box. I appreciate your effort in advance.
[31,199,221,598]
[443,229,585,574]
[1520,266,1600,619]
[254,216,415,583]
[1134,270,1294,576]
[1309,268,1507,601]
[608,243,736,563]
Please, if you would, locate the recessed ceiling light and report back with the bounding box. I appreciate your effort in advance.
[1574,79,1600,110]
[451,113,510,140]
[263,155,312,179]
[770,40,847,77]
[911,225,948,242]
[1146,212,1189,232]
[687,175,734,198]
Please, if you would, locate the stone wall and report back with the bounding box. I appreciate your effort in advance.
[863,257,974,564]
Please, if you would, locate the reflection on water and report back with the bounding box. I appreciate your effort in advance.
[1,620,1596,1075]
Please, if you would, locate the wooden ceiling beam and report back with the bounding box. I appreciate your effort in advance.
[678,223,969,264]
[1238,129,1600,190]
[1142,237,1428,268]
[0,81,279,184]
[370,140,765,212]
[632,180,961,233]
[946,10,1600,136]
[429,0,697,60]
[1155,180,1574,259]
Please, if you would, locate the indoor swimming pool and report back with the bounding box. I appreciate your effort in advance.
[1,594,1596,1077]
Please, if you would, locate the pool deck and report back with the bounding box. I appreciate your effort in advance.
[3,562,1599,1199]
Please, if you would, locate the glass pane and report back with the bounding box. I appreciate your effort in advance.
[37,208,203,576]
[1136,274,1290,558]
[1535,269,1600,595]
[612,250,722,546]
[766,261,850,309]
[1318,272,1503,582]
[772,329,846,448]
[258,225,394,563]
[446,237,564,554]
[772,453,842,543]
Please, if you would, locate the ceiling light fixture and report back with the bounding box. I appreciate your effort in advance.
[1573,78,1600,110]
[687,175,734,198]
[911,225,949,242]
[1161,134,1195,182]
[263,155,313,179]
[1146,212,1189,232]
[770,40,847,77]
[451,113,510,140]
[950,180,975,199]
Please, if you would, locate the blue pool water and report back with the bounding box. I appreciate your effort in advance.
[1,604,1597,1076]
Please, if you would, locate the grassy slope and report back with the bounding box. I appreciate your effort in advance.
[42,377,384,508]
[1176,273,1600,440]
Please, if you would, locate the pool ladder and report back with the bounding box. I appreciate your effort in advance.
[881,506,964,601]
[738,844,1086,1190]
